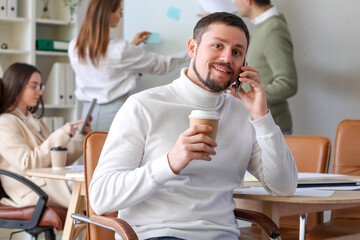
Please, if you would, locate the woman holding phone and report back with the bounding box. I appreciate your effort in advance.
[68,0,190,131]
[0,62,91,208]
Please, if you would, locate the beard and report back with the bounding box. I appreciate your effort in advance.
[193,57,237,92]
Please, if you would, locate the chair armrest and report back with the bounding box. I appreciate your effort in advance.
[72,209,280,240]
[0,169,48,229]
[234,208,280,239]
[72,213,138,240]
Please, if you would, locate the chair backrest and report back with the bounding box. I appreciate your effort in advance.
[84,131,117,240]
[331,119,360,220]
[280,135,331,231]
[284,135,331,173]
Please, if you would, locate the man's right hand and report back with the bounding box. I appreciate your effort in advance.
[167,125,217,174]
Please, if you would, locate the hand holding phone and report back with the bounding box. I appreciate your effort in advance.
[235,57,246,94]
[79,98,97,134]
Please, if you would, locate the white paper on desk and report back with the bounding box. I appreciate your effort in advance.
[197,0,238,13]
[65,172,84,178]
[312,186,360,191]
[65,165,84,171]
[235,187,334,197]
[299,172,346,179]
[295,188,334,197]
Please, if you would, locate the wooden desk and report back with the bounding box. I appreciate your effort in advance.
[234,176,360,240]
[26,167,85,240]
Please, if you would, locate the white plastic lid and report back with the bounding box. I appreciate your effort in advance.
[188,110,220,120]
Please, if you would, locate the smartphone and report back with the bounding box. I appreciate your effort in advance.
[79,98,97,134]
[235,57,247,94]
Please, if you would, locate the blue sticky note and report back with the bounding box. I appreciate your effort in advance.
[166,7,181,21]
[147,33,160,44]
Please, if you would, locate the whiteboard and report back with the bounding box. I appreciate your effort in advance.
[123,0,203,92]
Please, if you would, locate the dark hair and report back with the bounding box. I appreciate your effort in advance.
[0,62,44,117]
[254,0,271,6]
[193,12,250,48]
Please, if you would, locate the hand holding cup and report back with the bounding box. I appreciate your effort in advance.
[189,110,220,140]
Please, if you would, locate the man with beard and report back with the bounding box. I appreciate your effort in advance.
[89,12,298,240]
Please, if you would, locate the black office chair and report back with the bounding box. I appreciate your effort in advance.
[0,169,67,240]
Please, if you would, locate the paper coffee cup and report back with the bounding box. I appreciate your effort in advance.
[50,146,68,170]
[189,110,220,140]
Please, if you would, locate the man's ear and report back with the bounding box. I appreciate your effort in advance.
[187,38,197,58]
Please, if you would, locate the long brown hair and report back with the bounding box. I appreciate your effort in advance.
[0,63,44,118]
[76,0,122,67]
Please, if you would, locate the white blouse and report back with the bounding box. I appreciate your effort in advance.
[68,38,190,104]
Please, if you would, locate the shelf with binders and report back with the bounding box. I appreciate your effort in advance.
[33,0,80,130]
[35,22,74,57]
[0,0,80,131]
[34,0,76,57]
[36,55,69,80]
[42,62,76,107]
[40,61,79,132]
[34,0,77,62]
[0,0,32,57]
[0,0,30,19]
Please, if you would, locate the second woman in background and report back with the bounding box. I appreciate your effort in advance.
[0,62,91,208]
[68,0,190,131]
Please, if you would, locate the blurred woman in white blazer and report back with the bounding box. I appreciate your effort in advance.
[68,0,190,131]
[0,62,91,208]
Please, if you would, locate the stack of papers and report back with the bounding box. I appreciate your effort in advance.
[234,187,335,197]
[65,165,84,178]
[65,165,84,171]
[240,172,360,197]
[65,172,84,178]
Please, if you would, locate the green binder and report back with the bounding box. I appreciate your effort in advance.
[36,39,69,52]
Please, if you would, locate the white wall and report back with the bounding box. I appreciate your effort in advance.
[273,0,360,170]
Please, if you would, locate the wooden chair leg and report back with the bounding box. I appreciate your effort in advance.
[81,228,87,240]
[72,222,87,240]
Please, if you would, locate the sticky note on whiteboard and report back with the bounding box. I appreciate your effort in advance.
[166,7,181,20]
[147,33,160,44]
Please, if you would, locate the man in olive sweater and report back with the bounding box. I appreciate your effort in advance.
[235,0,297,134]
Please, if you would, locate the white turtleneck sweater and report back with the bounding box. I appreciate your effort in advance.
[90,68,298,240]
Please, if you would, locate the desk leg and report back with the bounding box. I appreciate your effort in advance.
[299,213,307,240]
[62,182,84,240]
[262,202,280,240]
